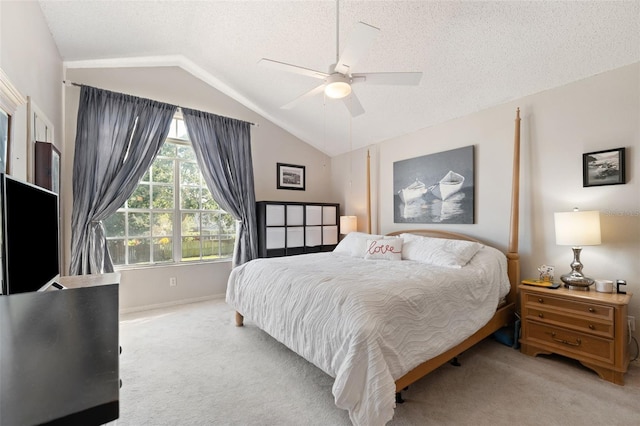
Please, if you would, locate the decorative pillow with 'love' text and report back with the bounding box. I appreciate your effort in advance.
[363,238,403,261]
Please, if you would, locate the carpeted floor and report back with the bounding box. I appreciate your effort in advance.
[115,298,640,425]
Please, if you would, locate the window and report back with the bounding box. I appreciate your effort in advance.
[104,117,236,266]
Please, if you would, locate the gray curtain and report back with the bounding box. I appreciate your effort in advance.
[181,108,258,266]
[70,85,177,275]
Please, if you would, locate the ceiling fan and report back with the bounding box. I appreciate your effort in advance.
[258,1,422,117]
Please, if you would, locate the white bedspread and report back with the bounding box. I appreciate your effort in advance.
[226,246,510,426]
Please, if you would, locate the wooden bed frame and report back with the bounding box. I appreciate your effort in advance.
[235,107,522,401]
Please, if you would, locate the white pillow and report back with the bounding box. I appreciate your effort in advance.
[400,233,483,268]
[364,238,403,261]
[333,232,384,258]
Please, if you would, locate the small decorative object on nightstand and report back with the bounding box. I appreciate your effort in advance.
[519,283,632,385]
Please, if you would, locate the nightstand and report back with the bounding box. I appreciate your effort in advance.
[519,284,632,385]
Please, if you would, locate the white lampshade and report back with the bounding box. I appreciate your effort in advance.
[340,216,357,234]
[554,210,601,246]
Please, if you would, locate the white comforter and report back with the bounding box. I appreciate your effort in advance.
[226,246,510,426]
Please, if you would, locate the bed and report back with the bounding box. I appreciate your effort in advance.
[226,109,522,425]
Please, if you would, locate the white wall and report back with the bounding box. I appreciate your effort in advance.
[0,1,63,180]
[332,63,640,339]
[64,66,336,311]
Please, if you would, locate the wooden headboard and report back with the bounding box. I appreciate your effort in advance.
[386,229,482,243]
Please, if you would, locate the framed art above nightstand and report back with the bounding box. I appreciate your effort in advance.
[583,147,626,187]
[519,284,632,385]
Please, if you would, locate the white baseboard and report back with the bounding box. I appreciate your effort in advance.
[119,293,226,315]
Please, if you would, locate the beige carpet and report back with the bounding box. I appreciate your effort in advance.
[116,298,640,425]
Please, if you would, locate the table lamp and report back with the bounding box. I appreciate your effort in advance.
[554,208,601,290]
[340,216,357,234]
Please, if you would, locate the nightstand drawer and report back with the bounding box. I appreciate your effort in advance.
[523,293,613,321]
[524,306,614,338]
[528,322,614,364]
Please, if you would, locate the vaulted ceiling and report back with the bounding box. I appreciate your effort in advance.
[39,1,640,157]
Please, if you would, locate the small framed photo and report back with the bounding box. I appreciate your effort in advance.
[277,163,305,191]
[583,147,626,187]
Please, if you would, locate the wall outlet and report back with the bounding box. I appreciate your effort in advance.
[169,277,177,287]
[628,316,635,332]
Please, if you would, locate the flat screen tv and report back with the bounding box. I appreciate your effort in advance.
[0,173,60,295]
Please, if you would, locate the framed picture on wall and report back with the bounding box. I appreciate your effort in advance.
[583,147,626,187]
[393,145,474,224]
[277,163,305,191]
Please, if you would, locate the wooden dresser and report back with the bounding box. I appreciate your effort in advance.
[519,284,632,385]
[1,273,120,425]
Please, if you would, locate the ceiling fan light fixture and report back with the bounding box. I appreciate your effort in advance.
[324,74,352,99]
[325,81,352,99]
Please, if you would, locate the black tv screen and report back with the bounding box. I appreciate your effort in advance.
[0,174,60,294]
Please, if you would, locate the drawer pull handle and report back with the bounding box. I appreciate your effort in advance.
[538,298,544,304]
[538,313,544,318]
[588,307,595,313]
[589,324,595,330]
[551,332,581,347]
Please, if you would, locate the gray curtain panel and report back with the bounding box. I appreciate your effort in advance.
[70,85,176,275]
[181,108,258,266]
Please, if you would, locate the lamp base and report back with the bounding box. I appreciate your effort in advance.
[561,273,594,291]
[561,246,595,291]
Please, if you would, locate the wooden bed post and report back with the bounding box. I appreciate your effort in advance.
[235,311,244,327]
[506,108,521,305]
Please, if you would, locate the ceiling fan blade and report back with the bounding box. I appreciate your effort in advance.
[281,84,326,110]
[259,58,328,80]
[342,92,365,117]
[351,72,423,86]
[334,22,380,75]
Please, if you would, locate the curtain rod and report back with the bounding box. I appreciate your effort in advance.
[62,80,258,126]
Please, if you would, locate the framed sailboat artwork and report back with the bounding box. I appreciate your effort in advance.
[393,145,474,224]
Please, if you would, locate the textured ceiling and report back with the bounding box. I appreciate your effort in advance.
[39,1,639,157]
